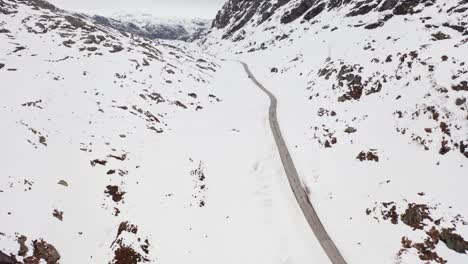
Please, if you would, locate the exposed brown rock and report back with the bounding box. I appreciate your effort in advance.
[439,228,468,254]
[31,240,60,264]
[112,246,146,264]
[401,203,432,230]
[105,185,126,203]
[17,236,28,257]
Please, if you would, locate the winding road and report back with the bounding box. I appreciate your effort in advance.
[241,62,347,264]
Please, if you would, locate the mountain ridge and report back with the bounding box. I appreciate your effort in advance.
[91,13,211,41]
[211,0,468,40]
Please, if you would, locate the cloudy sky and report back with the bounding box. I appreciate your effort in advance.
[48,0,227,18]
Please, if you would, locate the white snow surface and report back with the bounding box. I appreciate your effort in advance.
[1,0,468,263]
[0,0,327,263]
[203,0,468,263]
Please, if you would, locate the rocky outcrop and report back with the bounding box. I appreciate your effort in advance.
[0,251,15,264]
[439,228,468,254]
[281,0,316,23]
[211,0,454,38]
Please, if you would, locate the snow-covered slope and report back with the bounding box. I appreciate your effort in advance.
[2,0,468,263]
[92,13,211,41]
[0,0,331,263]
[204,0,468,263]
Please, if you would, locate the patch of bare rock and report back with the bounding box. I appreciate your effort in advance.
[368,200,468,263]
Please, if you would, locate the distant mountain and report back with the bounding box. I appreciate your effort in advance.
[91,13,211,41]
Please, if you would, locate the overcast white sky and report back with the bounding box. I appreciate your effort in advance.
[48,0,226,18]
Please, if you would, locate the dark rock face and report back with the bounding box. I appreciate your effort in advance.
[393,0,428,15]
[303,2,326,20]
[348,2,380,17]
[211,0,448,38]
[213,0,261,39]
[379,0,399,11]
[212,0,257,30]
[281,0,317,24]
[30,0,57,11]
[439,228,468,254]
[455,97,466,106]
[0,251,15,264]
[213,0,294,38]
[32,240,61,264]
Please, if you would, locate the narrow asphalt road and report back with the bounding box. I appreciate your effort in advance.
[241,62,347,264]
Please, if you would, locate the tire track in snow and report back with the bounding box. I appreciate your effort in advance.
[240,61,347,264]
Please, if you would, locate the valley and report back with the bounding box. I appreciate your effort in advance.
[1,0,467,263]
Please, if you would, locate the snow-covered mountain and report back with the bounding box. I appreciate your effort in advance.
[1,0,468,263]
[203,0,468,263]
[92,13,211,41]
[0,0,324,263]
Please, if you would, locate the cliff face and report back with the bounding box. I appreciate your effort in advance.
[212,0,292,37]
[212,0,467,39]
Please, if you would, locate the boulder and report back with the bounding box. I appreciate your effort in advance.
[439,228,468,254]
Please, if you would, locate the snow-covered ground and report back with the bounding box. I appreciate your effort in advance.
[204,0,468,263]
[0,0,327,263]
[2,0,468,263]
